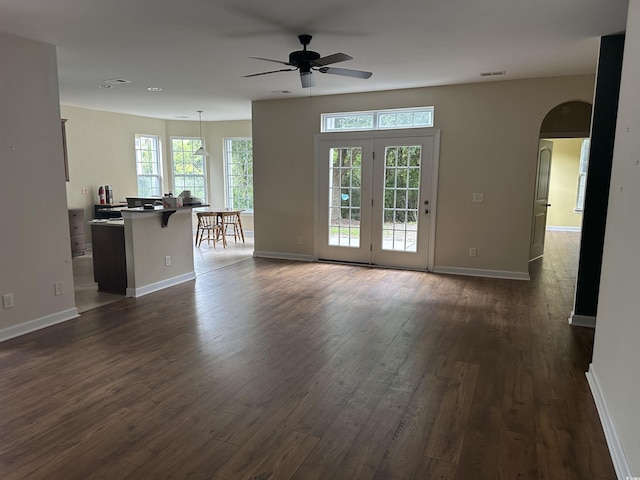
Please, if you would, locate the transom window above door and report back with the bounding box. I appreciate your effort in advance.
[321,107,434,133]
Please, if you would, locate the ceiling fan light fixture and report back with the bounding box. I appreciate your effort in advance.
[194,110,210,156]
[244,34,372,88]
[300,71,316,88]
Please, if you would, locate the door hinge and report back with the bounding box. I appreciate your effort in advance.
[370,244,373,251]
[371,199,374,207]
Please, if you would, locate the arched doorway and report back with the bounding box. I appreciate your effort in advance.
[530,101,592,261]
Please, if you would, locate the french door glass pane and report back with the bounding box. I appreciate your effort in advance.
[382,145,422,252]
[328,147,362,247]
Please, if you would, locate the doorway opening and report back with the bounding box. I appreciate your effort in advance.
[529,101,592,296]
[543,138,589,232]
[530,101,592,269]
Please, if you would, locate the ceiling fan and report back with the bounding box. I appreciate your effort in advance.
[243,34,373,88]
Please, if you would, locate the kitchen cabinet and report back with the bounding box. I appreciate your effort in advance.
[68,208,86,257]
[90,221,126,294]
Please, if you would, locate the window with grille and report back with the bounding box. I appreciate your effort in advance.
[224,138,253,212]
[171,137,207,201]
[321,107,434,133]
[135,134,162,197]
[575,138,590,211]
[328,146,362,247]
[382,145,422,252]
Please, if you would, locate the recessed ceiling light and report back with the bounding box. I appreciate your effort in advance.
[270,90,292,94]
[98,84,113,89]
[175,115,190,119]
[147,87,163,92]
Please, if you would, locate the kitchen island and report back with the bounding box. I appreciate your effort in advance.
[89,206,202,298]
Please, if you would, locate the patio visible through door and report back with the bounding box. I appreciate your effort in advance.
[316,132,437,270]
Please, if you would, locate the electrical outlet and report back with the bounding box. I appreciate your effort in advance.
[298,236,304,245]
[469,248,477,257]
[472,193,484,203]
[2,293,14,309]
[165,256,171,266]
[82,187,88,195]
[54,282,63,296]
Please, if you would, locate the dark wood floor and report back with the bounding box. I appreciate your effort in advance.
[0,232,614,479]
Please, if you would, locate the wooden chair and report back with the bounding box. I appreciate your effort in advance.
[195,212,223,248]
[220,211,245,244]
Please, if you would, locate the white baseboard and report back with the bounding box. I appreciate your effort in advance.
[546,226,582,232]
[432,266,530,281]
[0,307,80,342]
[253,251,314,262]
[586,364,633,480]
[126,271,196,298]
[568,311,596,328]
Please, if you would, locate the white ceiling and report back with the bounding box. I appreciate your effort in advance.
[0,0,629,121]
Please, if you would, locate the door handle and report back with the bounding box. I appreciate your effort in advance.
[424,209,429,214]
[546,203,552,207]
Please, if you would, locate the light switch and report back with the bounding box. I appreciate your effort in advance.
[472,193,484,203]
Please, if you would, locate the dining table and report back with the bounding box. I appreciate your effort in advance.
[196,208,245,248]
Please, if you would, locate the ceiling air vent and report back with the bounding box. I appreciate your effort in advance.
[480,71,506,77]
[102,78,132,85]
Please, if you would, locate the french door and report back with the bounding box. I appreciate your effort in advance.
[315,131,437,270]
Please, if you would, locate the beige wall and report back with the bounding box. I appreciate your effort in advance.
[123,209,194,294]
[62,106,167,213]
[0,33,76,339]
[547,138,584,228]
[61,106,253,240]
[252,75,596,276]
[591,1,640,474]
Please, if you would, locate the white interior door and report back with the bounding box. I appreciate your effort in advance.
[316,132,437,270]
[530,139,553,260]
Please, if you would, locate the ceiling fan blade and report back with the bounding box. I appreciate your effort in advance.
[249,56,293,66]
[313,53,353,67]
[300,71,316,88]
[319,66,372,79]
[243,68,296,78]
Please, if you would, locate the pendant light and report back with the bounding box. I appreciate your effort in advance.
[194,110,210,156]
